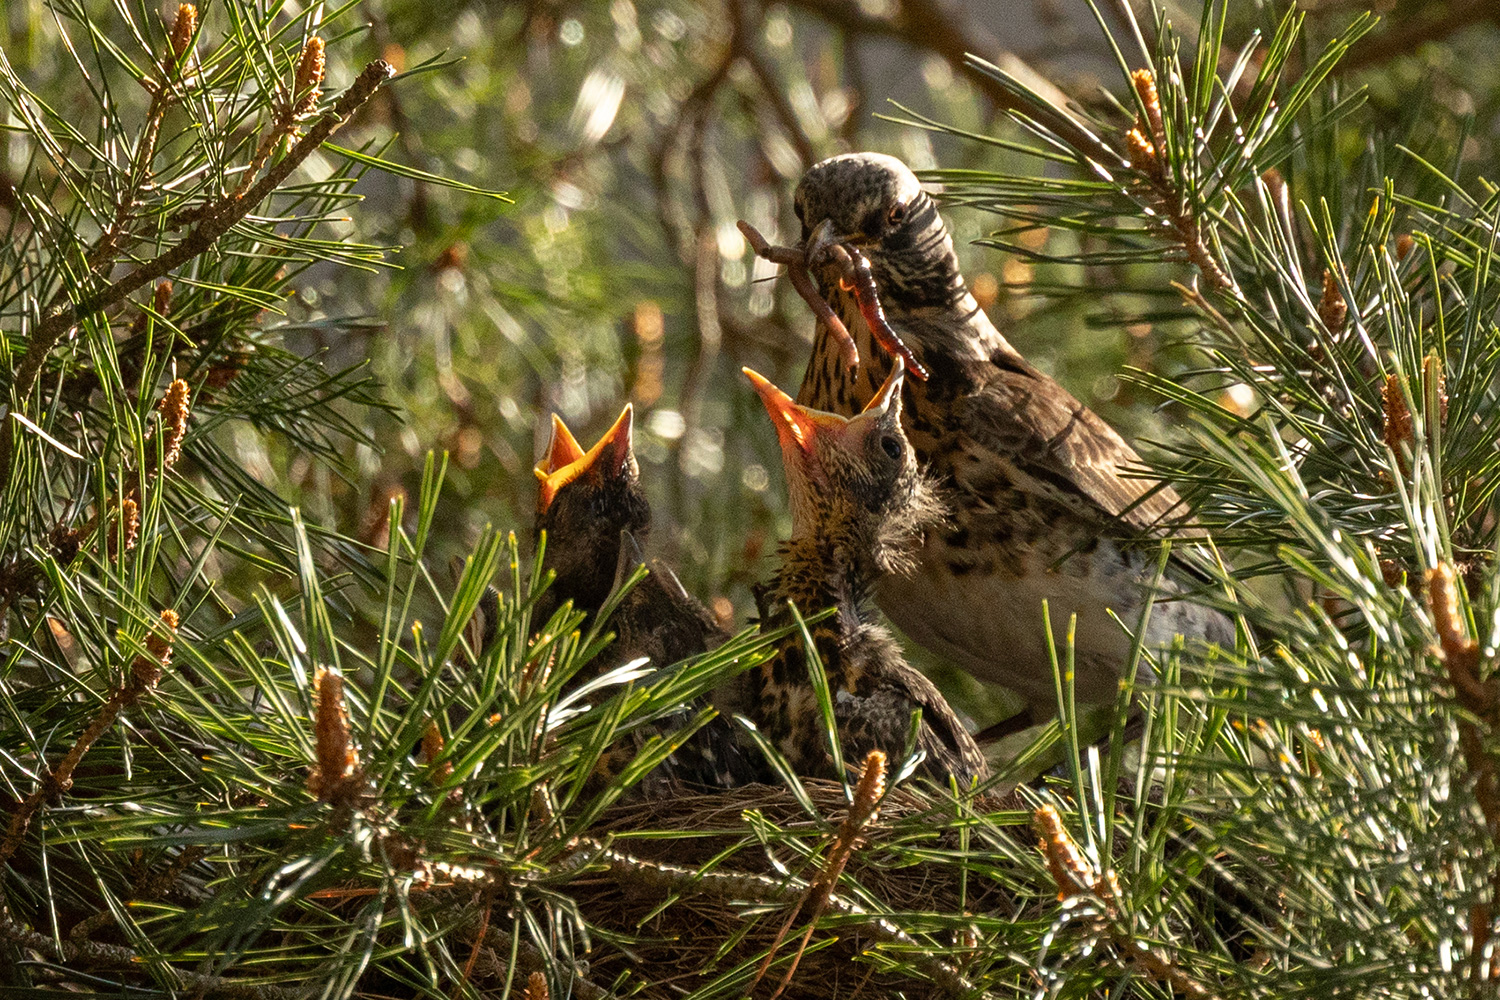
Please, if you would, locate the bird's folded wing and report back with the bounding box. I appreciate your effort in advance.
[882,664,983,771]
[954,352,1188,535]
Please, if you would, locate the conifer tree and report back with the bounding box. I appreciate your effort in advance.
[3,1,1499,997]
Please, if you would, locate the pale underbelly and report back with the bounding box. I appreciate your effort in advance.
[876,531,1219,711]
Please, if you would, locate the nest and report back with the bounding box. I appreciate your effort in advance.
[544,778,1028,1000]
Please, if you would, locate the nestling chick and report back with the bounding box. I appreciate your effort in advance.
[533,405,763,791]
[533,405,725,672]
[736,360,988,785]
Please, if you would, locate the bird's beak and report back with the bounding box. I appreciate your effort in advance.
[534,403,636,513]
[539,414,585,475]
[859,357,906,419]
[742,367,848,460]
[804,218,840,263]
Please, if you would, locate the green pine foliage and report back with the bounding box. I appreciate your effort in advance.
[3,0,1500,997]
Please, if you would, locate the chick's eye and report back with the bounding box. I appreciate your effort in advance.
[886,202,907,227]
[880,435,902,460]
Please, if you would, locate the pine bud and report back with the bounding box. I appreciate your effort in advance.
[849,749,887,829]
[1381,374,1412,474]
[421,719,454,785]
[1125,125,1158,177]
[131,608,179,690]
[1396,233,1415,261]
[157,378,191,470]
[128,280,174,337]
[524,972,549,1000]
[169,4,197,63]
[1034,804,1096,901]
[117,495,140,557]
[308,668,362,802]
[153,279,174,317]
[293,37,325,116]
[1317,269,1347,336]
[1426,564,1477,664]
[1131,68,1165,152]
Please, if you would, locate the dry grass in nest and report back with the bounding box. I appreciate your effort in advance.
[546,778,1027,999]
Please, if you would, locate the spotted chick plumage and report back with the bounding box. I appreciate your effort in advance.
[732,361,988,785]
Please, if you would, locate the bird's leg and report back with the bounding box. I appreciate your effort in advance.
[823,244,929,382]
[736,219,861,369]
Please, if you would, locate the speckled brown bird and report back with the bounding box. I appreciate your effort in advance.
[533,405,764,791]
[731,360,988,785]
[790,151,1232,728]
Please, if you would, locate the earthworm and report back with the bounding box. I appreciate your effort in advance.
[737,220,860,369]
[822,243,929,382]
[736,219,928,382]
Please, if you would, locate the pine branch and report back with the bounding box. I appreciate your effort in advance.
[0,609,177,864]
[0,914,308,1000]
[0,57,393,490]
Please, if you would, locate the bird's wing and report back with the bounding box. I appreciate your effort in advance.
[811,295,1188,536]
[951,345,1187,535]
[842,625,986,782]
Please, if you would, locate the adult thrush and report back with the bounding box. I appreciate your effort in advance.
[789,151,1232,726]
[533,405,762,791]
[731,360,988,785]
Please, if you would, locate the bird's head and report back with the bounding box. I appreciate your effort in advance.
[744,359,942,575]
[793,152,963,311]
[534,405,651,600]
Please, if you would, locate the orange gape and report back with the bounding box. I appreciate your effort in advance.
[534,404,633,515]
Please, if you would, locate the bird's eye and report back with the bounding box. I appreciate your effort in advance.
[886,202,907,227]
[879,435,902,460]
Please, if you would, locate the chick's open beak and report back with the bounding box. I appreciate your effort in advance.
[859,356,906,418]
[534,404,636,513]
[742,367,848,460]
[539,414,585,475]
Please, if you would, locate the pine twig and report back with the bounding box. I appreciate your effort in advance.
[1,609,179,864]
[69,843,209,942]
[1124,69,1234,295]
[1424,564,1500,992]
[0,58,393,490]
[79,5,198,282]
[1035,804,1221,999]
[231,37,326,200]
[0,913,306,1000]
[754,750,889,1000]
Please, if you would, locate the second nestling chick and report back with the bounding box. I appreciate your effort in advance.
[732,360,988,786]
[532,404,765,792]
[533,404,725,676]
